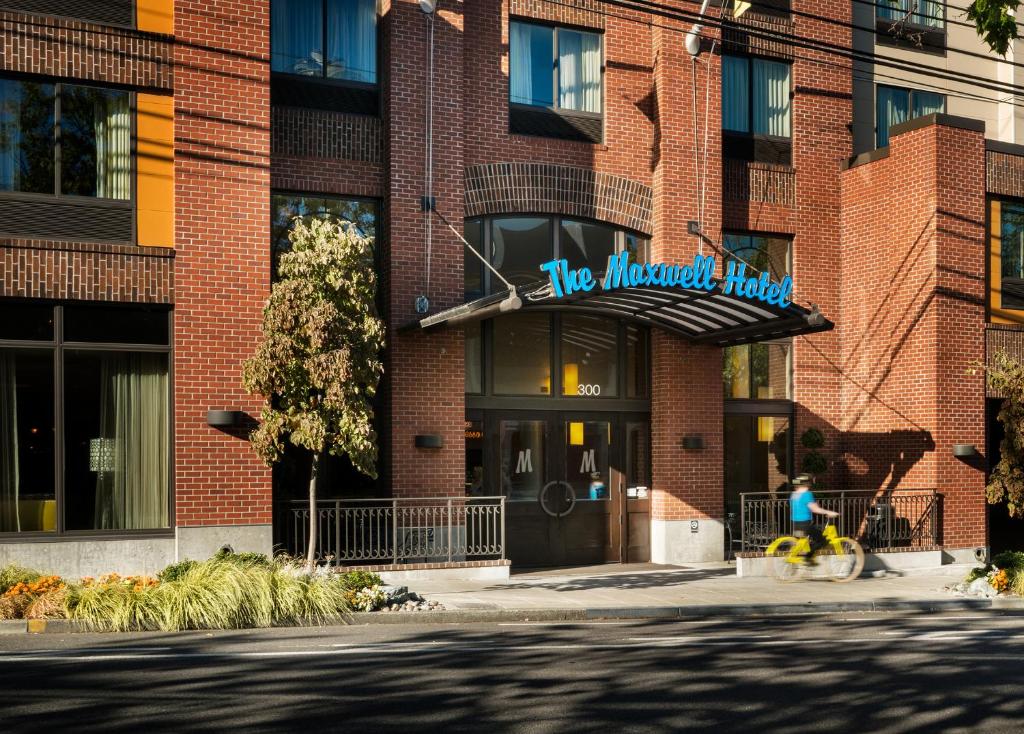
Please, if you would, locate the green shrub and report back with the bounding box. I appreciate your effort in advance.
[338,570,382,590]
[66,557,349,632]
[0,565,43,595]
[966,565,991,583]
[157,560,199,583]
[992,551,1024,571]
[214,548,271,567]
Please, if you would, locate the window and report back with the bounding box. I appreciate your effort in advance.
[271,0,377,84]
[723,232,791,279]
[996,199,1024,310]
[0,79,130,200]
[0,302,171,535]
[561,314,618,397]
[509,20,603,142]
[271,193,377,275]
[877,0,944,29]
[722,56,791,163]
[876,85,945,148]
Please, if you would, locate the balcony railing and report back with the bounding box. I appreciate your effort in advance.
[739,489,942,553]
[275,496,506,565]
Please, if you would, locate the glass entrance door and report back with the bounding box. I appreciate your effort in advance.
[490,412,648,567]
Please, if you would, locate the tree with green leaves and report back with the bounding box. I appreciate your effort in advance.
[972,350,1024,517]
[243,217,385,569]
[966,0,1020,56]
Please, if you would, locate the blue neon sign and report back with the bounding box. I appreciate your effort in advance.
[538,252,793,308]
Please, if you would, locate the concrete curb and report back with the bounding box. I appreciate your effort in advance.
[3,598,1018,633]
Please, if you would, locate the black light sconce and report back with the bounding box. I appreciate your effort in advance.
[681,436,704,450]
[415,434,444,449]
[952,444,977,458]
[207,410,245,428]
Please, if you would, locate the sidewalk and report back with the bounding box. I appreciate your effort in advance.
[358,562,1022,623]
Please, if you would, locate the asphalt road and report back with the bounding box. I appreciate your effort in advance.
[1,612,1023,733]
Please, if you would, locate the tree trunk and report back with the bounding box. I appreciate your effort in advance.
[305,451,322,572]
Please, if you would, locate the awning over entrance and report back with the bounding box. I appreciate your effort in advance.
[418,279,833,347]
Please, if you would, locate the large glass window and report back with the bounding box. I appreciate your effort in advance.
[723,232,791,279]
[876,85,945,148]
[997,199,1024,311]
[510,21,602,114]
[0,302,171,536]
[491,217,552,290]
[724,414,791,516]
[876,0,943,29]
[0,78,130,200]
[271,193,377,275]
[561,314,618,397]
[492,312,552,396]
[724,341,791,400]
[271,0,378,84]
[560,219,616,273]
[722,56,791,138]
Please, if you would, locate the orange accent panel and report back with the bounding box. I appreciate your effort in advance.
[137,0,174,35]
[136,93,174,249]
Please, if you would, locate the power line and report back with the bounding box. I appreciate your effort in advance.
[596,0,1024,98]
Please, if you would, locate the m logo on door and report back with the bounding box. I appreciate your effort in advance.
[579,449,596,475]
[515,449,533,474]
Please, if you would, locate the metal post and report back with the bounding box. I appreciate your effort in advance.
[740,493,746,553]
[392,499,399,566]
[334,500,341,566]
[500,496,506,560]
[447,498,453,563]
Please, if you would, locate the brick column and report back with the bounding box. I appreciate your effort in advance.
[839,117,987,557]
[173,0,273,557]
[648,23,725,563]
[384,0,465,498]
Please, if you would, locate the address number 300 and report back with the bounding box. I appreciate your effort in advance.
[577,384,601,396]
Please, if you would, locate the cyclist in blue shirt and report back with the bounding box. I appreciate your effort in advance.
[790,476,838,564]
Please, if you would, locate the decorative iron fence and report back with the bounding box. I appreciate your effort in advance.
[739,489,942,553]
[275,497,505,565]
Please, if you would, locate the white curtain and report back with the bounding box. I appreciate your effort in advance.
[558,30,601,113]
[95,91,130,200]
[753,59,790,137]
[912,90,944,118]
[721,55,749,133]
[328,0,377,83]
[876,86,909,147]
[0,353,18,533]
[510,22,553,107]
[94,353,169,530]
[877,0,906,21]
[271,0,324,75]
[916,0,942,27]
[510,22,534,105]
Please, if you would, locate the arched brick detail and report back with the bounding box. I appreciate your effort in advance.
[464,163,653,235]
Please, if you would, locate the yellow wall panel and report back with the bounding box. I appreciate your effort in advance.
[137,0,174,35]
[136,93,175,249]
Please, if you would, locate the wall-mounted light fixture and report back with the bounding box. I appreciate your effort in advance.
[681,436,704,450]
[952,444,977,458]
[415,434,444,449]
[207,410,245,428]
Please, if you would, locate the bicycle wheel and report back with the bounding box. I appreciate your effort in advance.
[768,538,801,582]
[824,538,865,583]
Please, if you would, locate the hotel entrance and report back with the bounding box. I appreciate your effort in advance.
[467,411,651,568]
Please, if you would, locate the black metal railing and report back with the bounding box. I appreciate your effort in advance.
[275,496,506,565]
[739,489,942,552]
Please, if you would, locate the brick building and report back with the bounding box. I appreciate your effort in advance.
[0,0,1015,577]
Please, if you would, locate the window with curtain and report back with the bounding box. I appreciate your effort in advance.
[875,85,945,147]
[271,0,378,84]
[997,199,1024,310]
[876,0,944,29]
[0,78,130,201]
[722,56,791,137]
[0,302,171,536]
[509,21,602,114]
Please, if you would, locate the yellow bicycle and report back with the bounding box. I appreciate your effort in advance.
[765,523,865,583]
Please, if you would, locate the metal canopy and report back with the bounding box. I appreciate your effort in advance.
[418,277,833,347]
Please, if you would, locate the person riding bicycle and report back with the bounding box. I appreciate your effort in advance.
[790,475,838,565]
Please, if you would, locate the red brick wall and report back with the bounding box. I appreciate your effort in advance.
[173,0,272,526]
[839,121,987,548]
[649,21,725,524]
[384,0,466,497]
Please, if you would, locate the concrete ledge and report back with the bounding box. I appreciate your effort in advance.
[736,550,944,578]
[378,563,510,584]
